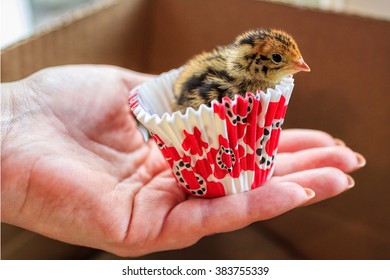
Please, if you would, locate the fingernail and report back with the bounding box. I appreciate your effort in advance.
[355,152,366,168]
[346,174,355,188]
[334,138,346,146]
[304,188,316,199]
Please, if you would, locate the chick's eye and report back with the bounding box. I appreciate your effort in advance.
[271,54,282,63]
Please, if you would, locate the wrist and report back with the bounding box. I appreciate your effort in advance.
[1,83,16,145]
[1,81,40,222]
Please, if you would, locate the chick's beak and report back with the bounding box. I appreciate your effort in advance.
[293,57,311,72]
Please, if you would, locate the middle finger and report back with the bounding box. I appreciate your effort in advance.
[274,146,363,176]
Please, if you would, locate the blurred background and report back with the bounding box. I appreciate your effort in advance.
[2,0,390,49]
[1,0,390,260]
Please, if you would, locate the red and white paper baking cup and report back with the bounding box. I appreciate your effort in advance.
[129,68,295,198]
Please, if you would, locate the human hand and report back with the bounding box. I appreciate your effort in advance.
[1,65,365,257]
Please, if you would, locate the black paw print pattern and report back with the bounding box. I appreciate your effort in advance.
[223,95,255,125]
[255,118,284,169]
[216,146,236,172]
[173,160,207,196]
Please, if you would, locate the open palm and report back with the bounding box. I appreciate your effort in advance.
[1,65,364,256]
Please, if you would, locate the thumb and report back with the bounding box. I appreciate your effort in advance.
[113,66,156,91]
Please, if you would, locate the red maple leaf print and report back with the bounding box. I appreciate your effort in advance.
[182,127,208,156]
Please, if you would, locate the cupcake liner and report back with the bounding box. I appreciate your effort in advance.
[129,68,294,198]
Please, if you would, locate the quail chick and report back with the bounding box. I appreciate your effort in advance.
[173,28,310,113]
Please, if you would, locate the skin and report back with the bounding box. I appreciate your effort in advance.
[1,65,365,257]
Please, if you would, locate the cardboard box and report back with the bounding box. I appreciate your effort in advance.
[2,0,390,259]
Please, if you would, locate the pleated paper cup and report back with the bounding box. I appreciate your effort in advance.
[129,68,294,198]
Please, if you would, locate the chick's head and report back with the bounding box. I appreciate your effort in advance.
[232,28,310,84]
